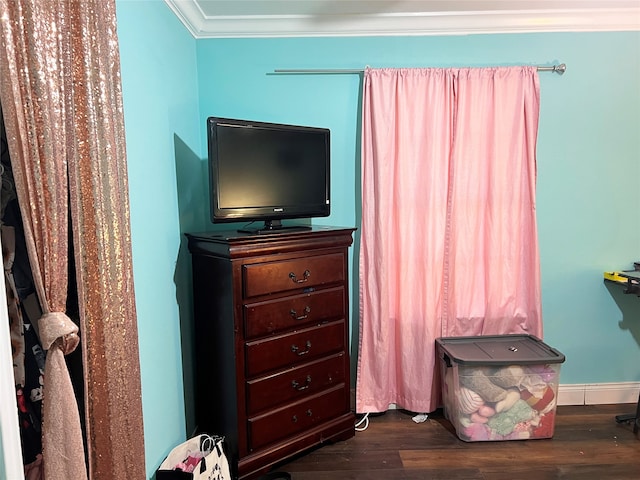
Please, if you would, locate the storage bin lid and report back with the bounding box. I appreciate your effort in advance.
[436,334,565,366]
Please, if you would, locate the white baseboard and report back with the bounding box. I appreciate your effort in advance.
[558,382,640,406]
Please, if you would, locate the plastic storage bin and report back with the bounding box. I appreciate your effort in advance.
[436,334,565,442]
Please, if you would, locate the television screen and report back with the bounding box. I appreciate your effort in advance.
[207,117,330,233]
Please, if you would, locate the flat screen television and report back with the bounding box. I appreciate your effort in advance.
[207,117,330,234]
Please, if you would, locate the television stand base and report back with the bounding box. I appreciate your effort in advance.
[238,226,312,235]
[238,220,312,235]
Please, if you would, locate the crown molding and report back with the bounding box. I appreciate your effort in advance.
[164,1,640,39]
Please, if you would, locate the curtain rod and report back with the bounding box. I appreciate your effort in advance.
[273,63,566,75]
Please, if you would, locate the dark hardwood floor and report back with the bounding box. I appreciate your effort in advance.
[274,404,640,479]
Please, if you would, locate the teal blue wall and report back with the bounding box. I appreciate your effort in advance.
[116,1,200,477]
[195,32,640,385]
[115,0,640,475]
[534,35,640,384]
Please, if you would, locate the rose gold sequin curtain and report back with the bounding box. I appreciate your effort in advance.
[0,1,145,479]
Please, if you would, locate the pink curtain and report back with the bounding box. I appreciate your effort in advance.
[356,67,542,414]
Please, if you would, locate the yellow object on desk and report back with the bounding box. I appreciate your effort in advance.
[604,271,630,284]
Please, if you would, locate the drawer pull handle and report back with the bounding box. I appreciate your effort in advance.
[292,375,312,391]
[291,340,312,356]
[306,409,312,417]
[292,415,298,423]
[290,306,311,320]
[289,269,310,284]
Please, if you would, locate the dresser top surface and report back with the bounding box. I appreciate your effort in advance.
[186,225,356,258]
[186,225,355,243]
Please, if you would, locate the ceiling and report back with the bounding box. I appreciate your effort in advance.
[164,0,640,38]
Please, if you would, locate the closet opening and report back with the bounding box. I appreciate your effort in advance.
[1,102,87,478]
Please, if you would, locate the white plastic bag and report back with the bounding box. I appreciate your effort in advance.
[156,434,231,480]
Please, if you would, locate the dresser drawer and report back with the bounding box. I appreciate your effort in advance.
[244,287,345,339]
[248,385,347,451]
[246,353,346,416]
[243,253,345,298]
[245,321,345,378]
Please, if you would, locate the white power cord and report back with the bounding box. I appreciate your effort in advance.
[355,411,428,432]
[355,412,370,432]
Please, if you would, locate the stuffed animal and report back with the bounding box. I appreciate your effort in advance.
[461,420,491,441]
[458,386,497,422]
[520,385,555,413]
[532,411,556,438]
[486,399,537,436]
[526,364,559,384]
[458,386,484,415]
[459,367,521,412]
[487,366,526,390]
[499,420,533,440]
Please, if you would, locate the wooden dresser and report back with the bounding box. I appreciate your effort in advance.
[186,226,356,479]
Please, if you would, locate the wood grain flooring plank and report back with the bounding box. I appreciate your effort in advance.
[400,441,638,467]
[274,404,640,480]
